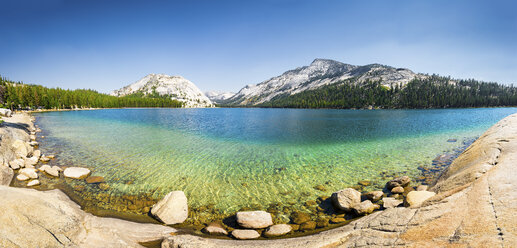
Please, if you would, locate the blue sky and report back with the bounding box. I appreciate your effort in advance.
[0,0,516,93]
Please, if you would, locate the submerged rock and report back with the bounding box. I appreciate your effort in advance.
[236,210,273,229]
[264,224,292,237]
[290,211,311,224]
[353,200,380,215]
[386,176,411,189]
[330,217,346,224]
[331,188,361,211]
[231,229,260,239]
[150,191,188,224]
[86,176,104,184]
[299,221,316,231]
[63,167,91,179]
[202,222,228,235]
[405,191,436,208]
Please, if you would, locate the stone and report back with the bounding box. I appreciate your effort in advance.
[358,180,371,186]
[331,188,361,211]
[202,222,228,235]
[236,210,273,229]
[19,168,38,179]
[330,217,346,224]
[63,167,91,179]
[29,135,36,141]
[416,185,428,191]
[29,141,39,147]
[299,221,316,231]
[52,166,63,172]
[150,191,188,224]
[0,165,14,186]
[290,211,311,224]
[12,139,28,158]
[98,183,110,190]
[405,191,436,208]
[40,156,50,162]
[364,191,384,202]
[264,224,292,237]
[24,157,39,167]
[0,108,12,117]
[386,176,411,189]
[27,179,40,187]
[353,200,380,215]
[86,176,104,184]
[16,174,29,181]
[382,197,403,209]
[8,159,23,169]
[231,229,260,240]
[47,155,56,159]
[391,186,404,194]
[45,166,60,177]
[33,150,41,158]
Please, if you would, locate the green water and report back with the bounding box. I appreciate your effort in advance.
[33,108,516,220]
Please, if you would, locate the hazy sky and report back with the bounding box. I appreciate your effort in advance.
[1,0,516,93]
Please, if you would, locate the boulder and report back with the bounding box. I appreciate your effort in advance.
[290,211,311,224]
[264,224,292,237]
[29,135,36,141]
[0,108,12,117]
[16,174,29,181]
[231,229,260,240]
[40,156,50,162]
[86,176,104,184]
[331,188,361,211]
[405,191,436,208]
[52,166,63,172]
[19,168,38,179]
[9,159,23,169]
[150,191,188,224]
[353,200,380,215]
[202,222,227,235]
[391,186,404,194]
[33,150,41,159]
[63,167,91,179]
[29,141,39,147]
[12,139,28,158]
[236,211,273,229]
[24,157,39,167]
[364,191,384,202]
[386,176,411,189]
[27,180,40,187]
[42,165,59,177]
[382,197,403,209]
[0,165,14,186]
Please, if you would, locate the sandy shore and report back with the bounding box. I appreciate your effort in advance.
[0,112,516,247]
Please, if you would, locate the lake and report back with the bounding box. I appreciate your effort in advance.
[33,108,517,224]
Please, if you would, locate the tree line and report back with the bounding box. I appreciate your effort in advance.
[0,77,183,109]
[248,75,517,109]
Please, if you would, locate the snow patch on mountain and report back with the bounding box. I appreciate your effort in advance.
[205,91,235,103]
[111,74,213,108]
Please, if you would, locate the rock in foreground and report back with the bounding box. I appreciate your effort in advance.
[231,229,260,240]
[331,188,361,211]
[63,167,91,179]
[264,224,292,237]
[353,200,380,215]
[236,211,273,229]
[150,191,188,224]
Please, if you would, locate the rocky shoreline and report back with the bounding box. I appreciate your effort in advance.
[1,111,516,247]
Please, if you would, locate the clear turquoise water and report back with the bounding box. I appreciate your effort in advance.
[34,108,517,216]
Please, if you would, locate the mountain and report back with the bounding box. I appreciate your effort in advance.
[205,91,235,104]
[223,59,423,106]
[111,74,213,108]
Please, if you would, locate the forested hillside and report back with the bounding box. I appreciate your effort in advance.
[247,75,517,109]
[0,77,183,109]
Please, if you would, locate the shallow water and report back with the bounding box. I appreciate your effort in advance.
[33,108,517,221]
